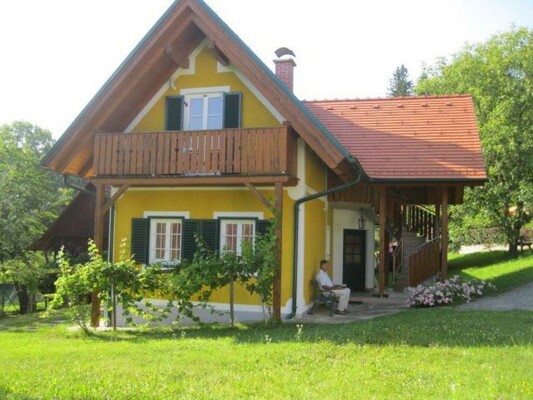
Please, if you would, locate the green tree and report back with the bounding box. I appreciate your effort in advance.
[416,27,533,256]
[388,64,414,97]
[0,121,72,312]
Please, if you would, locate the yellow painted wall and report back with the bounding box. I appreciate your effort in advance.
[133,45,281,132]
[302,144,328,304]
[114,188,294,307]
[303,198,327,304]
[108,41,300,309]
[305,146,327,192]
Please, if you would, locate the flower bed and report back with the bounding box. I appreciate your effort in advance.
[407,275,496,307]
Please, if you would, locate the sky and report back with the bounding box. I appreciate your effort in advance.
[0,0,532,139]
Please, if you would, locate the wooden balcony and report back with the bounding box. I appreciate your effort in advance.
[93,127,297,181]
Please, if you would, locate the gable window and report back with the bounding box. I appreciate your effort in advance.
[220,219,255,255]
[165,87,241,131]
[187,94,224,130]
[149,218,182,264]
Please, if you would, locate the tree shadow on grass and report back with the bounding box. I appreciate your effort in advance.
[0,386,39,400]
[77,308,533,348]
[2,307,531,348]
[0,309,70,333]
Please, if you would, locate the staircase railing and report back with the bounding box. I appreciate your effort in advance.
[404,204,439,241]
[392,239,403,285]
[407,238,441,287]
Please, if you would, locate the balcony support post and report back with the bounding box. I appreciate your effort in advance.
[90,183,106,328]
[378,186,387,295]
[440,187,449,281]
[244,181,284,321]
[273,182,283,321]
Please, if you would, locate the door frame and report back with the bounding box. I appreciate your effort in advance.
[332,208,375,289]
[342,229,366,291]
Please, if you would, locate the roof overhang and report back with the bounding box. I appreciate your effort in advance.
[42,0,359,182]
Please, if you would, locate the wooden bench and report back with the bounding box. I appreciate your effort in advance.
[520,236,532,252]
[307,279,338,316]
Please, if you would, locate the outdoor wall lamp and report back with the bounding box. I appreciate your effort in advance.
[358,208,366,230]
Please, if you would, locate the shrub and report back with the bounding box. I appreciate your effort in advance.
[50,239,168,334]
[407,275,496,307]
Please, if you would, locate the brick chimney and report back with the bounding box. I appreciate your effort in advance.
[274,48,296,92]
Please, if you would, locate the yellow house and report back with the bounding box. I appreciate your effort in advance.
[42,0,486,324]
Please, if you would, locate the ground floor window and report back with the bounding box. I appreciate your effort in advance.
[220,219,255,255]
[149,218,182,264]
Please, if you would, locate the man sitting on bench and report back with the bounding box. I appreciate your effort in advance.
[316,260,351,315]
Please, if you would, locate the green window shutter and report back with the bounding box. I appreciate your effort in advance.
[182,219,220,262]
[182,220,200,262]
[200,220,219,252]
[257,219,272,236]
[165,96,183,130]
[131,218,149,264]
[223,92,242,129]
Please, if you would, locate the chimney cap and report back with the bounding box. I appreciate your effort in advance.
[275,47,296,58]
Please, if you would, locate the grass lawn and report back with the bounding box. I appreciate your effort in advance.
[0,250,531,399]
[449,250,533,292]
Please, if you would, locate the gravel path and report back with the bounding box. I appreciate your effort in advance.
[457,281,533,311]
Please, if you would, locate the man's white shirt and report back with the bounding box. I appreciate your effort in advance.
[317,270,334,287]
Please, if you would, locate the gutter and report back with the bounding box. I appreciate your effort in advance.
[366,177,488,185]
[286,159,364,319]
[63,174,95,196]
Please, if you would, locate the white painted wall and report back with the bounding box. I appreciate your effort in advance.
[332,207,375,290]
[366,228,376,289]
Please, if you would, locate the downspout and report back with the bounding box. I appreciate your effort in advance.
[287,159,364,319]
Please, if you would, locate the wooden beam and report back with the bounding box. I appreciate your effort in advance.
[379,186,387,295]
[273,182,283,321]
[244,182,272,210]
[454,185,464,204]
[90,183,106,328]
[91,174,297,187]
[441,187,449,280]
[101,185,130,215]
[164,44,190,69]
[207,40,229,66]
[49,11,195,173]
[78,156,94,179]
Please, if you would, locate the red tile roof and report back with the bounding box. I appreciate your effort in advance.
[304,95,487,182]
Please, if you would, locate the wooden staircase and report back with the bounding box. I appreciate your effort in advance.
[392,205,441,291]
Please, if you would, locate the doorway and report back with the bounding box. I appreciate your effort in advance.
[343,229,366,290]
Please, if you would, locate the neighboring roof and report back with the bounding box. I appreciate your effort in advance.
[42,0,357,181]
[304,95,487,182]
[31,184,100,253]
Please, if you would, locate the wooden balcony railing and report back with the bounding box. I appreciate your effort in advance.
[93,127,297,178]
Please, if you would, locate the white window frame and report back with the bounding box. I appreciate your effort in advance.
[148,218,183,265]
[219,219,256,256]
[181,86,230,131]
[143,212,189,266]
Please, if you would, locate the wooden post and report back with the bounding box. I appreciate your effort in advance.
[441,187,449,281]
[244,182,283,320]
[229,276,235,327]
[379,186,387,295]
[273,182,283,321]
[90,183,105,328]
